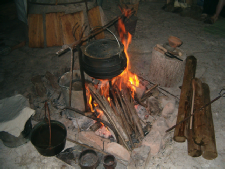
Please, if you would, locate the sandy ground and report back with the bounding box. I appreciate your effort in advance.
[0,0,225,168]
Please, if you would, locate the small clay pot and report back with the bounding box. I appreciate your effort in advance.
[79,149,99,169]
[103,155,117,169]
[168,36,182,48]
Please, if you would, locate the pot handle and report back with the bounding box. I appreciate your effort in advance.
[90,26,121,57]
[105,28,121,52]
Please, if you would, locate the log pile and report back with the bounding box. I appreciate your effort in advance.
[173,55,217,160]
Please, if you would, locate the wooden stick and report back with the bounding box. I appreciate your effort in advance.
[45,102,52,147]
[88,84,130,151]
[201,83,218,160]
[137,75,179,100]
[121,89,144,139]
[173,56,197,142]
[69,48,73,107]
[141,84,158,102]
[189,79,196,129]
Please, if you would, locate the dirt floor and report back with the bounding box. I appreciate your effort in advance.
[0,0,225,168]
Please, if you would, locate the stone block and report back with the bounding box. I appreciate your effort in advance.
[105,142,131,161]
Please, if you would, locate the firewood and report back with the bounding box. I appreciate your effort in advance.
[111,101,134,149]
[187,129,202,157]
[186,97,202,157]
[110,100,123,128]
[181,78,202,157]
[201,83,218,160]
[88,84,130,151]
[192,78,205,145]
[115,87,134,127]
[121,89,144,139]
[111,88,134,148]
[90,122,102,132]
[111,88,132,135]
[174,56,197,142]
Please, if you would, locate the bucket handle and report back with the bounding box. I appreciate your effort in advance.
[45,102,52,147]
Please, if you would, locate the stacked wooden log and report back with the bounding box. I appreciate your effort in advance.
[174,55,217,160]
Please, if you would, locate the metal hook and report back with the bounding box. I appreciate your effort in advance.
[219,89,225,97]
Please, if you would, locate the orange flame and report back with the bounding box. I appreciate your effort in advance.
[100,122,109,131]
[114,16,139,97]
[89,95,94,112]
[107,96,111,103]
[96,108,103,118]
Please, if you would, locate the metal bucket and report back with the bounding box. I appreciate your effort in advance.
[30,120,67,156]
[58,70,92,112]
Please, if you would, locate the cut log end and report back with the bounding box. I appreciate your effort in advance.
[188,150,202,157]
[173,136,186,142]
[202,151,218,160]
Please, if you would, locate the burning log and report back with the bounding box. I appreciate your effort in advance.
[121,89,144,139]
[201,83,218,160]
[174,56,197,142]
[88,83,131,151]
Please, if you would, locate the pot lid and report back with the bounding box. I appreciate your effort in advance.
[84,39,123,59]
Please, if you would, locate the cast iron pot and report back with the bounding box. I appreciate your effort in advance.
[81,39,127,79]
[30,120,67,156]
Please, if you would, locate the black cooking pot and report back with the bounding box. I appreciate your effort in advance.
[81,39,127,79]
[30,120,67,156]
